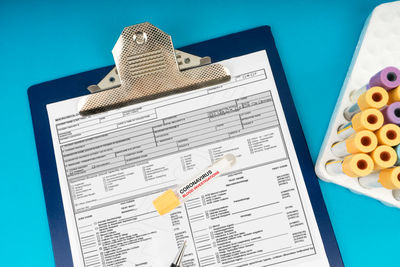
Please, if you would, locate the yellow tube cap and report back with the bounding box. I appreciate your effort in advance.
[357,86,388,110]
[153,189,180,215]
[345,130,377,154]
[342,153,374,177]
[378,167,400,189]
[375,123,400,146]
[352,108,384,132]
[388,85,400,104]
[370,145,397,170]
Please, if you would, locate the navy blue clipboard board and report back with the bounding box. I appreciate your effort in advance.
[28,26,343,267]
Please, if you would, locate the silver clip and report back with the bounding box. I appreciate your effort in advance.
[87,51,211,93]
[79,22,230,115]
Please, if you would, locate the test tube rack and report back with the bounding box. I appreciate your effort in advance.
[315,1,400,208]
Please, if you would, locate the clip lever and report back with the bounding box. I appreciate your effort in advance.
[80,22,230,115]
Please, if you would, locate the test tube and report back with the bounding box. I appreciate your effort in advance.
[337,108,383,139]
[358,167,400,189]
[349,66,400,102]
[370,145,397,171]
[393,189,400,201]
[388,85,400,104]
[394,145,400,166]
[343,87,388,121]
[381,102,400,124]
[375,124,400,147]
[331,130,377,158]
[153,154,236,215]
[326,153,374,177]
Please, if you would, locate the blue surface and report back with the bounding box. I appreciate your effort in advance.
[1,0,399,266]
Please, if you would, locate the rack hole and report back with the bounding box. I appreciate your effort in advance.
[380,151,391,161]
[367,114,378,124]
[109,77,115,82]
[361,136,371,146]
[397,173,400,182]
[372,92,383,102]
[357,159,368,170]
[387,72,397,82]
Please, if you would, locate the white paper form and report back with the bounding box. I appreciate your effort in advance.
[47,51,330,267]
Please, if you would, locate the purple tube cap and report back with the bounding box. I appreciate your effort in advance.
[369,66,400,90]
[382,102,400,125]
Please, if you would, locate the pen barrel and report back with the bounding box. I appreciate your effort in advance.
[331,130,377,157]
[343,87,388,120]
[337,109,383,139]
[326,154,374,177]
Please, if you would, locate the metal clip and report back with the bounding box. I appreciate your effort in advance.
[79,22,230,115]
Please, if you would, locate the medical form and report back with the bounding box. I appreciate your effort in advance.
[47,51,330,267]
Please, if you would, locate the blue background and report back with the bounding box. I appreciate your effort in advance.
[1,0,399,266]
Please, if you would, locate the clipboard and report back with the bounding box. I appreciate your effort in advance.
[28,25,343,267]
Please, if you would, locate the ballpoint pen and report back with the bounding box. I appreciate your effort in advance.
[171,241,187,267]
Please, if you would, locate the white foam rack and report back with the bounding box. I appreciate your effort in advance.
[315,1,400,208]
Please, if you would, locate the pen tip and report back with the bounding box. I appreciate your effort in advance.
[173,240,187,266]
